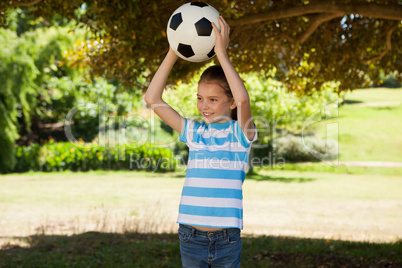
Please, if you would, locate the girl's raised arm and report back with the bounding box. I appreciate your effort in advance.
[212,16,256,141]
[144,48,185,135]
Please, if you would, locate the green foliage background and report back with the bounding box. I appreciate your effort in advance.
[0,28,39,172]
[0,9,142,173]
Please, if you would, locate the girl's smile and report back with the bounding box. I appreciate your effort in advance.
[202,112,214,117]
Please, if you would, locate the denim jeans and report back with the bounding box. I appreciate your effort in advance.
[178,224,242,268]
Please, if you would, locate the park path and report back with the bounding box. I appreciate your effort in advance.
[336,161,402,167]
[303,161,402,167]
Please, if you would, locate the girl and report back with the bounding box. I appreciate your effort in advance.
[145,16,257,267]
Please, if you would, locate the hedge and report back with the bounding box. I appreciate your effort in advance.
[13,139,177,173]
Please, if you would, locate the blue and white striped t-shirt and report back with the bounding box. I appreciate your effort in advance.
[177,118,257,229]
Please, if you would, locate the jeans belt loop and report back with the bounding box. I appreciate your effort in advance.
[223,229,228,239]
[191,228,195,238]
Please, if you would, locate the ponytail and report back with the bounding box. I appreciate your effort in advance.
[231,107,237,121]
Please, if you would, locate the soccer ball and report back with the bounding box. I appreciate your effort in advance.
[167,2,220,62]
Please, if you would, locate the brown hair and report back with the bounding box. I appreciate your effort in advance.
[199,65,237,120]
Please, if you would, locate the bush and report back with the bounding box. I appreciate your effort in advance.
[377,71,401,88]
[173,142,189,165]
[275,135,338,163]
[13,140,177,173]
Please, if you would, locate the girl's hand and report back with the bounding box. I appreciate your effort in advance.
[212,16,230,56]
[168,46,179,59]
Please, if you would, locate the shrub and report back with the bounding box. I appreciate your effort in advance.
[377,71,401,88]
[13,140,177,173]
[274,135,338,163]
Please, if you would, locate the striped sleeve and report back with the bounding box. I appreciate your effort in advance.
[234,121,258,148]
[179,118,198,144]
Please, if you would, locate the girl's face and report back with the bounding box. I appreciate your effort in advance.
[197,82,236,124]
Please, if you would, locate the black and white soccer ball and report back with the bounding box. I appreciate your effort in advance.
[167,2,220,62]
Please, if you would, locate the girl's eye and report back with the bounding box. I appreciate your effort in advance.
[197,97,201,100]
[211,99,217,102]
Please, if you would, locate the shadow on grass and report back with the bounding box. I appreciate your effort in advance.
[246,173,316,183]
[0,232,400,267]
[373,106,399,111]
[341,99,363,105]
[173,173,316,183]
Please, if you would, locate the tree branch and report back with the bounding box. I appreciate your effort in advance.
[1,0,43,11]
[363,24,398,63]
[228,2,402,26]
[284,12,343,43]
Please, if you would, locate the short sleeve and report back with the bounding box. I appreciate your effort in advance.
[234,121,257,148]
[179,118,200,144]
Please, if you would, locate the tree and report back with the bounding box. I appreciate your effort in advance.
[1,0,400,92]
[0,28,38,172]
[0,10,142,172]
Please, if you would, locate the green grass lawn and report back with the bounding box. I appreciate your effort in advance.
[311,88,402,162]
[344,87,402,103]
[0,171,401,267]
[336,105,402,161]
